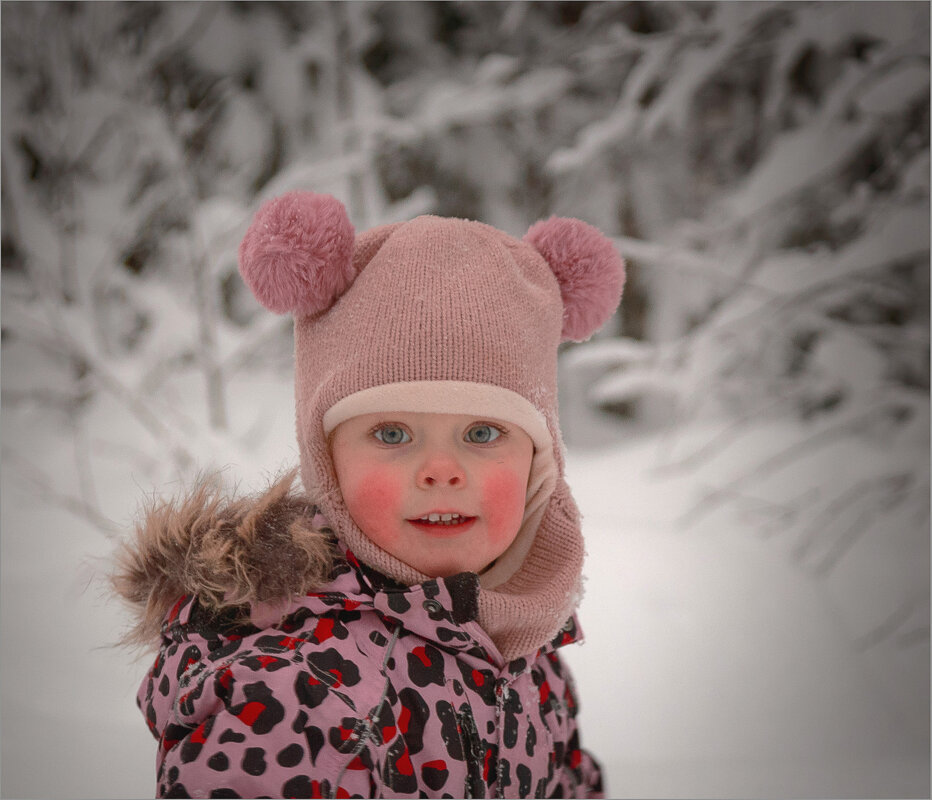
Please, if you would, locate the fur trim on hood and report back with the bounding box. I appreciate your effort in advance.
[111,469,333,649]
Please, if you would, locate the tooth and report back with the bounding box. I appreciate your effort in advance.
[440,513,453,521]
[428,514,440,522]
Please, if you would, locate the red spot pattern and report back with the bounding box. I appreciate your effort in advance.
[278,636,306,650]
[569,749,582,769]
[483,747,493,780]
[423,759,447,771]
[167,596,186,624]
[236,701,265,726]
[313,617,335,642]
[396,748,414,776]
[412,646,431,667]
[256,655,279,669]
[346,755,366,770]
[472,669,485,687]
[564,686,576,711]
[398,704,411,733]
[539,680,551,706]
[190,721,208,745]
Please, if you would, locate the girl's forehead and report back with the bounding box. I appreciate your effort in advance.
[349,411,510,426]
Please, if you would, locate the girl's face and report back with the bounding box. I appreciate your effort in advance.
[330,412,534,578]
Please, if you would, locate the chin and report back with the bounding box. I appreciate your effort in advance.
[417,560,478,578]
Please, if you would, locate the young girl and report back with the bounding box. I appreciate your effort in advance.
[114,192,625,799]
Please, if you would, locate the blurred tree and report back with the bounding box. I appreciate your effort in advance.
[1,1,402,511]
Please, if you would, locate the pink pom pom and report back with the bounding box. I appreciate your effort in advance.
[238,191,355,316]
[524,217,625,342]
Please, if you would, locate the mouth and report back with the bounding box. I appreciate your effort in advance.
[406,512,478,534]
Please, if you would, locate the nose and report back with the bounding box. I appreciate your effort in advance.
[416,450,466,489]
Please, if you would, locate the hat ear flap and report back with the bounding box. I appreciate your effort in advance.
[239,191,356,316]
[524,217,625,342]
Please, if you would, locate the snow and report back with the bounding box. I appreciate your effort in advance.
[561,414,929,799]
[1,372,927,798]
[409,64,573,136]
[724,118,875,221]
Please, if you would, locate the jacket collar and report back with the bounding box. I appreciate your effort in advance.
[161,539,581,666]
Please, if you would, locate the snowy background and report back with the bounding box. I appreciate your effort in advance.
[1,2,929,798]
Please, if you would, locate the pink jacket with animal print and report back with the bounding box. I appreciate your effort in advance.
[119,475,603,799]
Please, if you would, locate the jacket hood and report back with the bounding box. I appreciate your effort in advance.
[112,470,333,648]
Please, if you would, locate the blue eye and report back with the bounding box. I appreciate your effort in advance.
[465,424,502,444]
[373,425,410,445]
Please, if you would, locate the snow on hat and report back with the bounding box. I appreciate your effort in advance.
[239,191,624,660]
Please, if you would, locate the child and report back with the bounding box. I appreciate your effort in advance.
[114,192,625,799]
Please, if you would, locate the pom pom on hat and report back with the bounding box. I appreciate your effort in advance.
[239,191,356,316]
[524,216,625,342]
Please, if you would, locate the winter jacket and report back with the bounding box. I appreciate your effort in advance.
[117,475,603,799]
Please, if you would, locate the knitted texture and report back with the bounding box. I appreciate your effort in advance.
[239,195,625,661]
[238,192,356,316]
[524,216,626,342]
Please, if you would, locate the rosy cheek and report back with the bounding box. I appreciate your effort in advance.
[344,470,403,544]
[480,469,527,543]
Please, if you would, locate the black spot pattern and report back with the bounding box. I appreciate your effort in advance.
[304,725,325,766]
[398,688,429,755]
[208,751,229,771]
[218,729,245,745]
[242,746,266,776]
[383,735,418,794]
[227,682,285,735]
[386,592,411,614]
[407,644,445,688]
[276,742,304,767]
[435,699,465,762]
[502,687,523,749]
[517,762,532,797]
[281,774,313,797]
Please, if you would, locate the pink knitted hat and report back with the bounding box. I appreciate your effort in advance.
[239,191,624,660]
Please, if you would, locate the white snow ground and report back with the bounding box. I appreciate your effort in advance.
[0,371,928,799]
